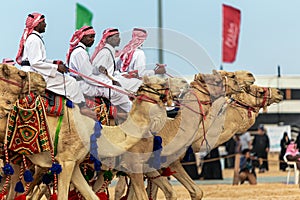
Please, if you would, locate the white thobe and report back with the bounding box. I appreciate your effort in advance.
[116,48,155,77]
[21,31,84,104]
[69,43,131,112]
[92,43,142,93]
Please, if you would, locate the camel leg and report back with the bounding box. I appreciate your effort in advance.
[146,171,177,200]
[71,163,98,200]
[27,166,49,195]
[128,173,148,200]
[6,164,20,200]
[92,171,105,193]
[28,184,50,200]
[92,170,117,193]
[147,181,159,200]
[114,176,127,200]
[169,160,203,200]
[57,160,76,200]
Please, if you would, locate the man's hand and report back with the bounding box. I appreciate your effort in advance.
[57,63,68,74]
[112,80,122,87]
[154,63,166,74]
[99,66,108,75]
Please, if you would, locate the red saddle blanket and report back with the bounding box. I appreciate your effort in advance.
[84,96,117,123]
[23,91,64,116]
[6,95,52,161]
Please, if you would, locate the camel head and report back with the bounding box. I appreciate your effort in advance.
[0,64,46,122]
[23,72,46,96]
[217,69,255,90]
[213,70,242,96]
[192,71,241,99]
[0,64,46,97]
[192,72,223,99]
[129,76,170,133]
[232,84,283,112]
[165,77,189,98]
[234,70,255,88]
[137,76,173,107]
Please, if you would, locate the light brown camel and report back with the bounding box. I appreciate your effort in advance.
[154,84,283,200]
[102,70,242,200]
[0,64,171,200]
[125,70,282,200]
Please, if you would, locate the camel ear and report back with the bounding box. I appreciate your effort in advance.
[227,72,235,78]
[2,64,10,77]
[18,70,27,79]
[212,69,218,75]
[194,73,204,82]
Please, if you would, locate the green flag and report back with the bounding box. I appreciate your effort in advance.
[76,3,93,29]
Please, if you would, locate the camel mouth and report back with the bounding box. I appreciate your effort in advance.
[245,80,255,86]
[274,96,284,103]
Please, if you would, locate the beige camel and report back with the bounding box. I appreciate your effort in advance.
[105,71,242,200]
[160,84,283,200]
[0,64,171,200]
[135,71,282,200]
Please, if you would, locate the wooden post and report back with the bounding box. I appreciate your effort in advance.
[232,153,240,185]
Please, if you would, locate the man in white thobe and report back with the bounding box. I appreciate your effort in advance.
[91,28,143,93]
[67,26,131,113]
[116,28,166,78]
[16,12,96,119]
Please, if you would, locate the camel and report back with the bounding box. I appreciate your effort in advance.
[150,84,283,200]
[0,64,172,200]
[95,70,242,200]
[119,70,282,200]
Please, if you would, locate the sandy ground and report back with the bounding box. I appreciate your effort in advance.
[108,152,300,200]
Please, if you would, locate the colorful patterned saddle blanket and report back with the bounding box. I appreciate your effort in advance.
[6,95,52,159]
[23,90,64,116]
[84,96,116,125]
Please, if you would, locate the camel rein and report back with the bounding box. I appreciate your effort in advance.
[0,76,25,90]
[67,68,168,105]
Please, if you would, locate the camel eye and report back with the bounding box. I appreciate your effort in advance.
[6,100,11,105]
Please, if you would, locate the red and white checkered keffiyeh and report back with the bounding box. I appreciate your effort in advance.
[16,12,45,65]
[117,28,147,72]
[90,28,119,62]
[66,26,96,65]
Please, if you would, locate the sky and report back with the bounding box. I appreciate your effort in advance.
[1,0,300,76]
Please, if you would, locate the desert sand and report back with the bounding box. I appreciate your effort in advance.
[108,152,300,200]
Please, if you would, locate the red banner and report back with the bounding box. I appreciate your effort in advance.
[222,4,241,63]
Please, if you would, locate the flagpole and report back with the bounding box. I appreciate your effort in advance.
[158,0,164,64]
[277,65,281,124]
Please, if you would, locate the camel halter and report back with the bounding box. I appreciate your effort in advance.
[229,87,271,118]
[137,84,170,104]
[246,87,270,108]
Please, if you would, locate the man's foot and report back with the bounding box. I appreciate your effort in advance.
[80,106,98,121]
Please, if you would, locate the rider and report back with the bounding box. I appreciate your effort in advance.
[16,12,96,120]
[91,28,143,93]
[66,26,132,114]
[116,28,166,78]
